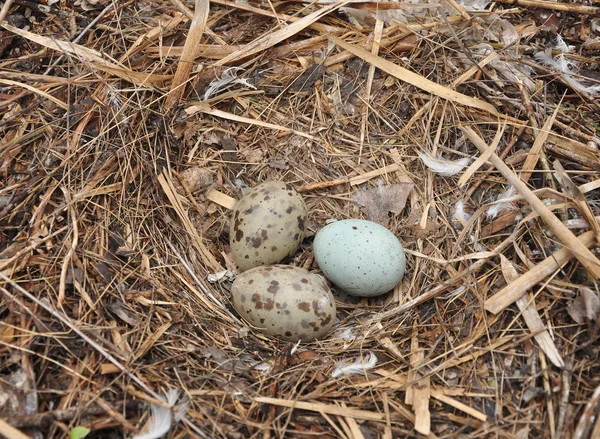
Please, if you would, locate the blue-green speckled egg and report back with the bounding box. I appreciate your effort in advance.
[313,219,406,297]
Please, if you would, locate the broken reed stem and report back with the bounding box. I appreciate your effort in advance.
[485,230,596,314]
[461,126,600,279]
[492,0,600,16]
[166,0,209,107]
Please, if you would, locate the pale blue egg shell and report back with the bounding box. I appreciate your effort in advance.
[313,219,406,297]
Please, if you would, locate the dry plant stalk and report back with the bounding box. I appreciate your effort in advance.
[520,104,561,184]
[166,0,209,107]
[461,126,600,279]
[500,255,564,368]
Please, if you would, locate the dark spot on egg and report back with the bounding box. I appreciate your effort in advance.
[298,302,310,312]
[286,206,293,214]
[248,279,254,285]
[235,229,244,241]
[352,226,358,230]
[260,318,265,324]
[285,331,292,337]
[297,216,305,231]
[250,237,262,248]
[292,283,302,291]
[320,314,332,327]
[251,293,263,310]
[263,298,275,311]
[264,195,271,201]
[271,246,278,251]
[301,278,308,284]
[267,280,280,294]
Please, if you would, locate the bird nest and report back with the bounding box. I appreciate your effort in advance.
[1,0,600,438]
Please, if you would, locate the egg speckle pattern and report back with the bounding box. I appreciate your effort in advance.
[230,265,336,342]
[230,181,307,271]
[313,219,406,297]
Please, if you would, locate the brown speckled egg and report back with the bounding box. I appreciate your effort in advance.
[231,265,336,342]
[230,181,307,271]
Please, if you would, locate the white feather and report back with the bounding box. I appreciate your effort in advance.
[133,389,189,439]
[535,50,600,95]
[252,362,273,373]
[452,200,472,224]
[418,151,470,176]
[290,340,302,355]
[333,328,356,341]
[554,34,571,53]
[203,67,256,100]
[486,186,516,219]
[331,352,378,378]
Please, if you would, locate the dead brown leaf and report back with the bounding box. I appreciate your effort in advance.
[353,181,413,226]
[567,287,600,334]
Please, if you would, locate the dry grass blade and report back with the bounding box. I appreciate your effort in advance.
[185,106,316,140]
[486,231,597,313]
[500,255,565,368]
[0,418,30,439]
[0,79,67,109]
[254,397,384,421]
[157,169,223,271]
[407,334,430,434]
[216,1,349,66]
[2,23,171,84]
[554,160,600,242]
[166,0,209,107]
[461,126,600,279]
[520,103,561,184]
[457,122,505,187]
[329,36,504,118]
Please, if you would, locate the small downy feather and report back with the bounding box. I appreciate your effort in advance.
[452,200,472,224]
[203,67,256,100]
[417,151,470,177]
[331,352,378,378]
[486,186,516,219]
[534,36,600,95]
[133,389,189,439]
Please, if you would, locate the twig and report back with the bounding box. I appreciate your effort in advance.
[6,401,142,429]
[0,0,14,24]
[461,126,600,279]
[493,0,600,16]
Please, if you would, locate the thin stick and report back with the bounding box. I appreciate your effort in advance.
[166,0,209,107]
[0,0,15,24]
[492,0,600,16]
[485,231,595,313]
[461,126,600,279]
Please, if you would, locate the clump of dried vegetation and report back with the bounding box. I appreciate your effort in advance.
[1,0,600,438]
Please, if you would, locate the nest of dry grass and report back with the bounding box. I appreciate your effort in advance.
[1,0,600,438]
